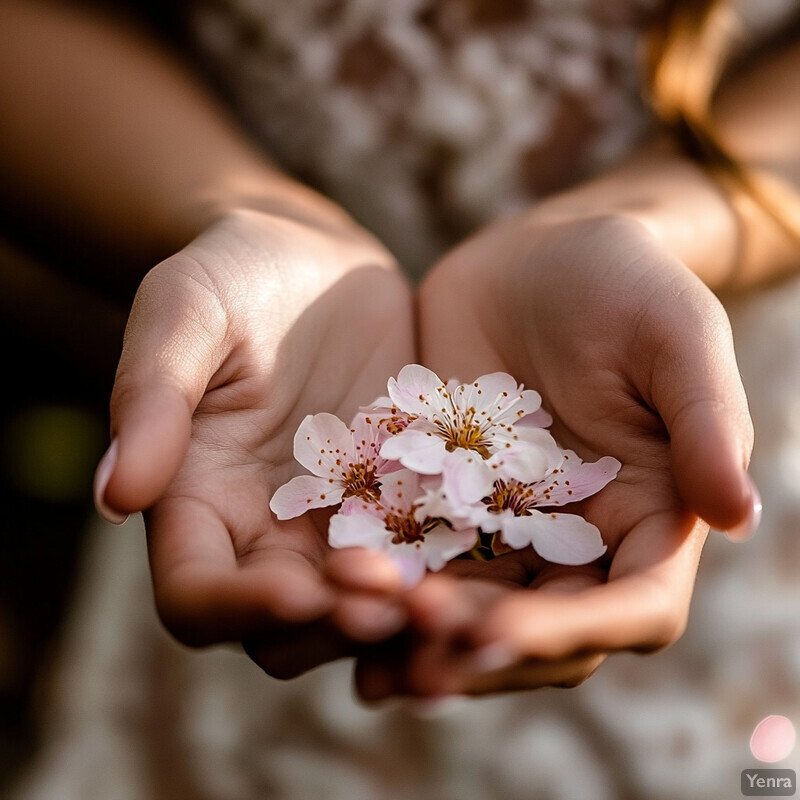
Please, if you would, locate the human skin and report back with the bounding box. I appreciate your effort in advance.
[334,39,800,698]
[2,1,798,690]
[347,209,752,698]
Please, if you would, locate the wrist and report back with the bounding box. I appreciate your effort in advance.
[181,166,376,249]
[526,138,742,291]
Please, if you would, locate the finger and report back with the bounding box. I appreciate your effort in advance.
[406,567,604,696]
[466,513,704,660]
[328,548,529,640]
[402,548,537,638]
[244,621,354,681]
[355,638,605,700]
[330,593,408,643]
[641,285,758,535]
[365,594,606,698]
[462,652,607,696]
[98,257,231,516]
[403,572,510,637]
[353,635,413,702]
[147,499,335,647]
[325,547,405,593]
[399,573,521,696]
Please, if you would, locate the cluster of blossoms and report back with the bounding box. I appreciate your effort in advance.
[270,365,621,585]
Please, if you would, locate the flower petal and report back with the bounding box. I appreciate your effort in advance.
[372,468,422,514]
[420,526,479,571]
[534,453,622,507]
[378,427,448,474]
[494,513,535,549]
[512,425,563,461]
[329,506,390,550]
[269,475,344,520]
[348,413,385,463]
[454,372,519,419]
[527,511,607,565]
[472,371,520,398]
[359,397,416,439]
[293,413,354,475]
[442,448,496,505]
[414,479,476,529]
[489,388,543,426]
[359,395,392,413]
[516,407,553,429]
[387,364,444,416]
[490,431,563,483]
[472,506,510,534]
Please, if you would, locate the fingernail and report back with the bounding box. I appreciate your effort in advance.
[469,642,517,674]
[725,475,762,542]
[93,439,128,525]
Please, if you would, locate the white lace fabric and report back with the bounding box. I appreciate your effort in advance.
[187,0,664,274]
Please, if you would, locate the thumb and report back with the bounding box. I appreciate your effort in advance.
[94,259,230,519]
[647,297,759,539]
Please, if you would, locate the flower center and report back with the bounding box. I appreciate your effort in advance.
[378,407,413,435]
[437,410,491,458]
[384,419,408,435]
[384,512,444,545]
[484,479,535,516]
[342,462,381,502]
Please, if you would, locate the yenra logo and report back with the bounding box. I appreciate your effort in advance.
[742,716,797,796]
[740,769,796,796]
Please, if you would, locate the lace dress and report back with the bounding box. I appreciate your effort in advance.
[188,0,669,277]
[10,2,800,798]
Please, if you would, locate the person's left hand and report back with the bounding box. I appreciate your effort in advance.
[96,205,415,680]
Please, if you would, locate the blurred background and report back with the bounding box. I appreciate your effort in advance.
[0,237,122,795]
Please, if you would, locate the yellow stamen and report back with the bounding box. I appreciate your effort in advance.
[342,462,381,502]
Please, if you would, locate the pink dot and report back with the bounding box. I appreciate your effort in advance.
[749,715,796,763]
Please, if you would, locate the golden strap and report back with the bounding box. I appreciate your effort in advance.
[645,0,800,245]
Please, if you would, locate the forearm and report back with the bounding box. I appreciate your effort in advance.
[0,234,126,375]
[0,0,349,272]
[532,35,800,291]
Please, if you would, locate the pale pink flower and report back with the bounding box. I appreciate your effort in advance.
[473,451,621,565]
[379,365,562,504]
[269,412,395,520]
[360,396,416,436]
[329,469,478,585]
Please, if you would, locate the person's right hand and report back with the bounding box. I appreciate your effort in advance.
[93,203,414,678]
[334,209,757,700]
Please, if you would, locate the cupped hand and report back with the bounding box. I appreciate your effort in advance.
[94,204,414,678]
[349,211,756,698]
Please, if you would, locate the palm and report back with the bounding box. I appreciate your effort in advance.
[377,214,735,696]
[427,218,696,550]
[119,209,414,676]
